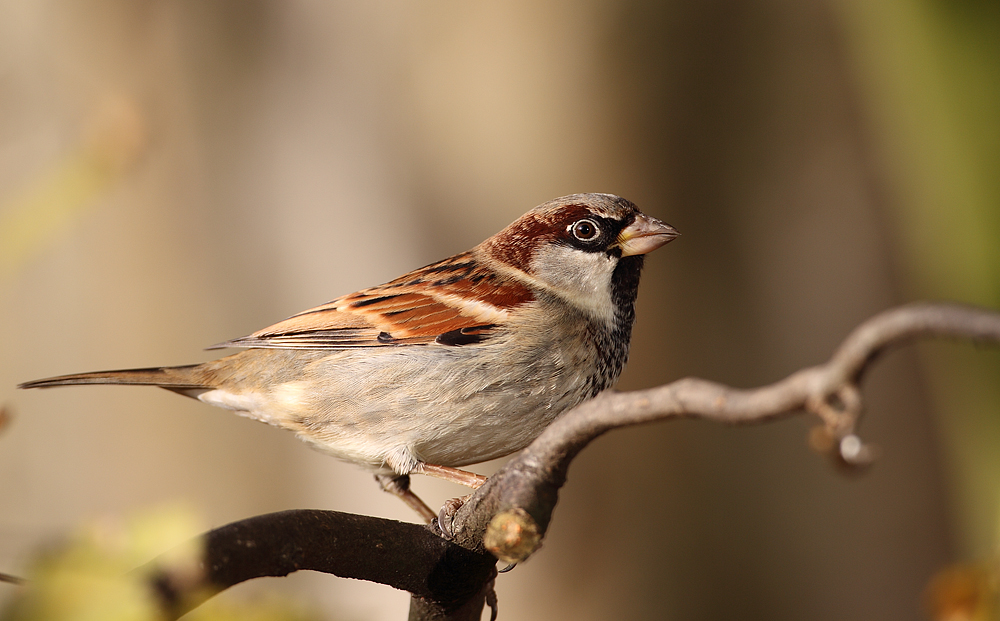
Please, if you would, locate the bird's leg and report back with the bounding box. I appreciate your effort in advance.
[375,474,436,523]
[413,463,488,488]
[377,465,487,529]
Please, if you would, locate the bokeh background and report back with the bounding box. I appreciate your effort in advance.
[1,1,998,619]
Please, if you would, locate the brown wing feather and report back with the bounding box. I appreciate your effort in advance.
[210,252,534,350]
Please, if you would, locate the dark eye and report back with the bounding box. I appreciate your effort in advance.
[570,219,600,241]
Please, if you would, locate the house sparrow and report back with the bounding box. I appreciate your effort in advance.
[20,193,678,521]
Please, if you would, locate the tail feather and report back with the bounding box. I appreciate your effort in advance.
[18,365,208,390]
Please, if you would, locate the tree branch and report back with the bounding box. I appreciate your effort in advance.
[137,510,496,619]
[138,302,1000,620]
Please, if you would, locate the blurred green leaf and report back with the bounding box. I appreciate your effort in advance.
[1,505,319,621]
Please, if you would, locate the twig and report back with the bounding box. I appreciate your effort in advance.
[0,572,26,586]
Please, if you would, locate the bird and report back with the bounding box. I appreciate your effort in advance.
[19,193,678,522]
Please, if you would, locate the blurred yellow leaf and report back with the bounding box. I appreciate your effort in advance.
[925,562,1000,621]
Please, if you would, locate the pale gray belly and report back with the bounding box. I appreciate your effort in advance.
[201,330,603,474]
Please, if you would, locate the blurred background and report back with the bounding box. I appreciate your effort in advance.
[1,1,998,619]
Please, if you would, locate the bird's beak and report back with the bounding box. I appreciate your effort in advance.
[617,214,680,257]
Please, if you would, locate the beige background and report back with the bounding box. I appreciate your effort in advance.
[1,1,998,619]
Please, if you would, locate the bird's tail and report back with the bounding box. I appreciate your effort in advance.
[18,364,209,390]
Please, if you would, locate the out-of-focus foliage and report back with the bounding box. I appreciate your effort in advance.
[925,560,1000,621]
[839,0,999,303]
[0,506,317,621]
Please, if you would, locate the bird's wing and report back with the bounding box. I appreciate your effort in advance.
[209,252,534,350]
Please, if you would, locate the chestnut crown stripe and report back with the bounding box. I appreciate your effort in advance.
[482,203,591,269]
[481,202,637,270]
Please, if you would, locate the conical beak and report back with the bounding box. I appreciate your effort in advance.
[618,213,680,257]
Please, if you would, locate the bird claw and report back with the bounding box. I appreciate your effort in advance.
[436,496,469,539]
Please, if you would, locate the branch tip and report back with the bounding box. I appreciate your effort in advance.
[484,508,542,564]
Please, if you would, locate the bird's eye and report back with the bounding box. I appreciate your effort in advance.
[571,219,600,241]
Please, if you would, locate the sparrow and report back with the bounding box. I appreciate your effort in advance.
[20,193,678,522]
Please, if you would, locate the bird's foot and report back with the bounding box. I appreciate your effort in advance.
[436,495,471,539]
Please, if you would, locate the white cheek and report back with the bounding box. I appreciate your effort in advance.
[530,244,618,322]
